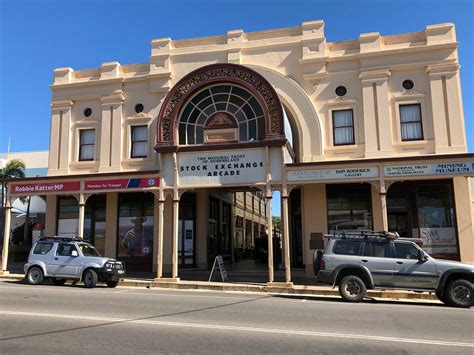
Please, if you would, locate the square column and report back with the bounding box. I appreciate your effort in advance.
[156,196,165,279]
[171,198,179,279]
[281,194,291,283]
[266,194,274,283]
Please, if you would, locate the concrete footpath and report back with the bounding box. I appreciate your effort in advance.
[0,272,440,302]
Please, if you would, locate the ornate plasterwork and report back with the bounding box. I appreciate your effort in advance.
[205,112,237,129]
[156,64,284,148]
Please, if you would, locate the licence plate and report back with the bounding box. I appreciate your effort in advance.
[118,270,125,274]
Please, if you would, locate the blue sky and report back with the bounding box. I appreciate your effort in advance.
[1,0,472,153]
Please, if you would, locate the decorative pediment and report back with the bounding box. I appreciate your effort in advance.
[205,112,237,130]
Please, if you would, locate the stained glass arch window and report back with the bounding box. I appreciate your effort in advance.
[178,84,266,145]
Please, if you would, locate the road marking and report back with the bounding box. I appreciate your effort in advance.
[0,310,472,348]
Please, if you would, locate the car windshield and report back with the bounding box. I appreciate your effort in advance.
[78,243,101,257]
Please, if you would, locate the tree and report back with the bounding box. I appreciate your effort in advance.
[272,216,281,231]
[1,159,26,242]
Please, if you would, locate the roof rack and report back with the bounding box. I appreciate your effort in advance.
[325,230,399,241]
[39,236,83,242]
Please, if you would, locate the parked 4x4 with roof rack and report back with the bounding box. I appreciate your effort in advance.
[24,236,125,288]
[314,230,474,308]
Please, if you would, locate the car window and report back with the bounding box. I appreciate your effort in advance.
[78,243,101,257]
[56,243,78,257]
[395,243,420,259]
[362,242,391,258]
[33,242,54,255]
[333,240,362,256]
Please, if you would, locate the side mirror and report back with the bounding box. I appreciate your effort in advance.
[71,250,78,257]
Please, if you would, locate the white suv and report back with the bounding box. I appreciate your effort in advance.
[24,236,125,288]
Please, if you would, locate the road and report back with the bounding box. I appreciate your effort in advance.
[0,280,473,354]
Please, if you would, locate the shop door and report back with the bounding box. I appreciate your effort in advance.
[84,195,106,255]
[178,193,196,267]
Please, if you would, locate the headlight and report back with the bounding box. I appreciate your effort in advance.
[105,263,112,268]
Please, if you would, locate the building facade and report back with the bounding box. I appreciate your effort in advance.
[2,20,474,282]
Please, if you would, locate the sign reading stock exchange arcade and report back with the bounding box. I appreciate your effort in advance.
[178,149,266,186]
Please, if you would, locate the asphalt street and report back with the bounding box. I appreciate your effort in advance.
[0,279,473,354]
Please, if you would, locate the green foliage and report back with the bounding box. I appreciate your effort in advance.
[1,159,26,180]
[272,216,281,231]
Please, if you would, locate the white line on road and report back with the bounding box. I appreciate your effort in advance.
[0,310,472,348]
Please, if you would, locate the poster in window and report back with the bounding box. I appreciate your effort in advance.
[118,216,153,257]
[57,219,79,238]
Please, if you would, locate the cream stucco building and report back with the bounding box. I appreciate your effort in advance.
[2,20,473,283]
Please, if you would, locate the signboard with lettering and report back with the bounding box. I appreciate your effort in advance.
[384,162,474,177]
[287,167,379,182]
[85,177,159,191]
[11,181,81,195]
[413,227,458,257]
[178,149,265,186]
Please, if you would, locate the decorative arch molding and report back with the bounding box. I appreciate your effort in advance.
[155,63,285,151]
[246,65,324,161]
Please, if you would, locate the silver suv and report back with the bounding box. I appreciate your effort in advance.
[314,231,474,308]
[24,236,125,288]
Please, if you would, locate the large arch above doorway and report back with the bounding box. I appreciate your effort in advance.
[155,63,285,151]
[246,65,324,162]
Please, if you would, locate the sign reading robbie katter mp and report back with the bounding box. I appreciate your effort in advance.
[178,149,266,186]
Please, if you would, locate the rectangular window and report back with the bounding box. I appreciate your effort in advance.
[332,109,354,145]
[400,104,423,141]
[131,125,148,158]
[362,242,391,258]
[79,129,95,161]
[327,184,373,231]
[333,240,362,256]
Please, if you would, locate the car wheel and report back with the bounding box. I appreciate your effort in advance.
[445,279,473,308]
[52,278,67,286]
[26,266,44,285]
[83,269,98,288]
[106,280,119,288]
[339,275,367,302]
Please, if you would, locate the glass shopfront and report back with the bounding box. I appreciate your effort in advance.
[326,183,373,231]
[57,196,79,237]
[387,180,458,259]
[117,192,154,271]
[84,194,106,255]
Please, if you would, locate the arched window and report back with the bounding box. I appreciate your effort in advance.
[178,84,265,145]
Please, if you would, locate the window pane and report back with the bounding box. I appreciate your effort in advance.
[395,243,420,259]
[401,122,422,140]
[333,110,353,127]
[333,240,361,255]
[81,145,94,160]
[400,104,421,123]
[334,127,354,145]
[132,126,147,141]
[132,142,147,157]
[81,130,95,144]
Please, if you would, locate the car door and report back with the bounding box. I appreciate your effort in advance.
[392,242,438,289]
[359,241,394,287]
[51,243,81,277]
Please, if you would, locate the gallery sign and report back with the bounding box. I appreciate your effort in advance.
[178,149,265,186]
[384,162,474,177]
[413,227,458,257]
[11,181,81,195]
[287,167,379,182]
[85,177,159,191]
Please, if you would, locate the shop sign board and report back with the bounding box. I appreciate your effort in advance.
[85,177,159,191]
[384,162,474,177]
[287,167,379,182]
[413,227,458,256]
[178,149,265,186]
[11,181,80,195]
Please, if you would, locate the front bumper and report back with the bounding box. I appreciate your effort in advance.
[98,263,126,282]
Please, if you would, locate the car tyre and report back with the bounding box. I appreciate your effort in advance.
[445,279,473,308]
[339,275,366,302]
[26,266,44,285]
[106,280,119,288]
[83,269,98,288]
[52,278,67,286]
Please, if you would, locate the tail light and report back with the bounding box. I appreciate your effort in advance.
[319,259,325,271]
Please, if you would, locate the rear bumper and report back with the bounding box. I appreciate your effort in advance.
[317,270,335,285]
